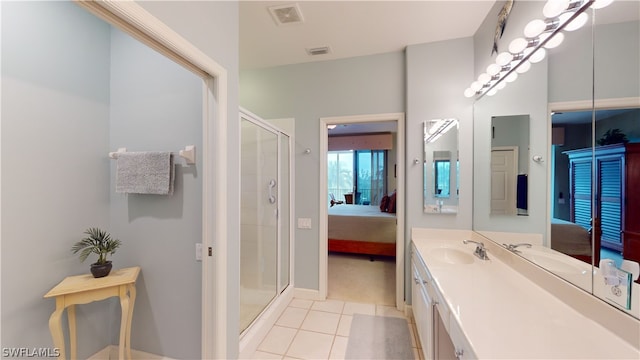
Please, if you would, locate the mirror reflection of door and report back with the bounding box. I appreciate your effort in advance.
[490,115,530,216]
[491,147,517,215]
[433,151,451,198]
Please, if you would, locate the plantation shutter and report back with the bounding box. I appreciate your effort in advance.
[598,156,623,250]
[570,159,592,231]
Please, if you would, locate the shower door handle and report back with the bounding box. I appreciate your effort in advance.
[268,179,277,204]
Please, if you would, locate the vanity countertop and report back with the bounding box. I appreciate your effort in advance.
[412,228,640,359]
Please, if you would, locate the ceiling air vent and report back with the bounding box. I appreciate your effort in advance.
[306,46,331,56]
[268,3,304,25]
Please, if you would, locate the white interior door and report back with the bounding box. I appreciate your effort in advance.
[491,147,518,215]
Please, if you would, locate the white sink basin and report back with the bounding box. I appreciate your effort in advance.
[430,247,475,265]
[520,250,588,275]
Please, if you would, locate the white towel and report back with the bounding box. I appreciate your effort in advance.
[116,152,174,195]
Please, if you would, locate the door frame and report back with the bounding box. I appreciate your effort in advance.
[74,1,228,358]
[319,113,405,310]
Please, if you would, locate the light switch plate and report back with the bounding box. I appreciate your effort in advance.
[196,243,203,261]
[297,218,312,229]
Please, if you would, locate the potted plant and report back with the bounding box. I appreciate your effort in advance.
[71,228,121,278]
[597,128,629,146]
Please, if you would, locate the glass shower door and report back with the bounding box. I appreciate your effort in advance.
[240,117,278,333]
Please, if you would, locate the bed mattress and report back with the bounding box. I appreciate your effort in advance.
[328,204,396,244]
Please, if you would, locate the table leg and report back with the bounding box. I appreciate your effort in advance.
[119,285,130,360]
[48,298,66,360]
[68,305,77,360]
[125,284,136,360]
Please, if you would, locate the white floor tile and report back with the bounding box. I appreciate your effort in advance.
[276,306,308,329]
[336,315,352,337]
[329,336,348,360]
[289,298,313,309]
[286,330,334,359]
[342,302,376,316]
[311,299,345,314]
[376,304,406,318]
[257,326,298,355]
[300,310,341,335]
[251,350,283,359]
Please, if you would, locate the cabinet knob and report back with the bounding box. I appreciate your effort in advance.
[414,277,420,284]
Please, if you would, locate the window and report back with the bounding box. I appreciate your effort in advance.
[328,150,386,205]
[433,160,450,197]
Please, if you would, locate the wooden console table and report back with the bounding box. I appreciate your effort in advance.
[44,266,140,360]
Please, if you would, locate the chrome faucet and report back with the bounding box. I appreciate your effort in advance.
[503,243,532,254]
[463,240,490,260]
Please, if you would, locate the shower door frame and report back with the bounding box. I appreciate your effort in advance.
[239,109,295,344]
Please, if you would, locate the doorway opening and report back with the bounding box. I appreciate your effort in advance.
[319,113,405,310]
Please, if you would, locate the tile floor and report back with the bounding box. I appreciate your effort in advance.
[250,298,423,360]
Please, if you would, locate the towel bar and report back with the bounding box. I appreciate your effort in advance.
[109,145,196,165]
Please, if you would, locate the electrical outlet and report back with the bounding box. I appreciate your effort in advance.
[297,218,312,229]
[196,243,203,261]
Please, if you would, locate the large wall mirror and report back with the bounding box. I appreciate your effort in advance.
[424,119,459,214]
[472,0,640,320]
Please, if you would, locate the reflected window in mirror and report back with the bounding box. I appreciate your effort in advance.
[424,119,459,214]
[490,115,530,217]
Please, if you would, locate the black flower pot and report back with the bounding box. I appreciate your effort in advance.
[90,261,112,278]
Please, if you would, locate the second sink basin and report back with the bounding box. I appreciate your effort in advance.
[430,247,475,264]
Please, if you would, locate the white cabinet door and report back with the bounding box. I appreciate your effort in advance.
[449,317,477,360]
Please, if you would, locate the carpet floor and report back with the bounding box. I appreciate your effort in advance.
[328,252,396,305]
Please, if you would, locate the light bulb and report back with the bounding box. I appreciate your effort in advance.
[471,81,482,92]
[478,73,492,84]
[464,88,476,98]
[505,72,518,83]
[487,88,498,97]
[508,38,529,54]
[544,32,565,48]
[529,48,546,63]
[524,19,547,38]
[591,0,615,9]
[560,12,589,31]
[516,61,531,74]
[496,81,507,90]
[543,0,570,18]
[496,52,513,66]
[487,63,502,76]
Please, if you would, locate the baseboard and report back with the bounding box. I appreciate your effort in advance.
[293,287,324,301]
[239,287,294,359]
[88,345,175,360]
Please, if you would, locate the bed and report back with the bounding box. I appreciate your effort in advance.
[328,204,396,256]
[550,217,592,263]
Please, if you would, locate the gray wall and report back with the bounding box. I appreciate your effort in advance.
[550,20,640,102]
[108,27,203,359]
[472,0,549,237]
[133,1,241,356]
[2,1,240,358]
[1,2,113,357]
[240,52,405,290]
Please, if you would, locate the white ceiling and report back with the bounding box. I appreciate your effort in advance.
[240,0,639,70]
[240,1,496,70]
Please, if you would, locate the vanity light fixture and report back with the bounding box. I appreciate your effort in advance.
[327,124,337,130]
[424,118,457,143]
[465,0,613,99]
